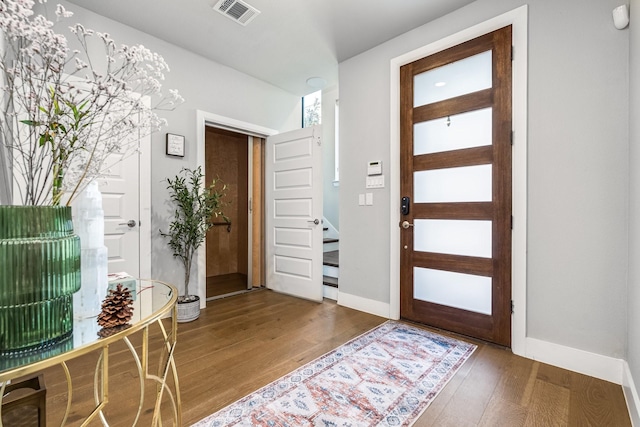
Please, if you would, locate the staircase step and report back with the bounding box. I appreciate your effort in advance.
[323,265,339,278]
[323,237,339,244]
[323,276,338,288]
[323,250,339,267]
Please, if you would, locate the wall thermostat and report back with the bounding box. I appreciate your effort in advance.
[367,160,382,176]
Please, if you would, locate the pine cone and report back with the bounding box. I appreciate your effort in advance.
[97,284,134,328]
[97,323,132,338]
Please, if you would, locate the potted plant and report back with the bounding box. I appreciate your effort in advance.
[161,166,227,322]
[0,0,182,354]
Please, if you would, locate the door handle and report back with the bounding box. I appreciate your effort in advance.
[119,220,137,228]
[401,220,414,229]
[307,219,320,225]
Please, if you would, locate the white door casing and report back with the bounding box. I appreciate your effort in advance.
[266,126,323,302]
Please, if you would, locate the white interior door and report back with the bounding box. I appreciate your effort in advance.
[99,133,151,278]
[266,126,323,302]
[100,152,139,276]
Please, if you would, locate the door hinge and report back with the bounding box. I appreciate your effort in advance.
[511,131,514,145]
[511,300,514,314]
[510,215,514,230]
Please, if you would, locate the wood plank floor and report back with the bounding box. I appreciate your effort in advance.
[206,273,248,299]
[36,290,631,426]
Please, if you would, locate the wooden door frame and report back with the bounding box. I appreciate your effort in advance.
[196,110,277,309]
[389,6,528,355]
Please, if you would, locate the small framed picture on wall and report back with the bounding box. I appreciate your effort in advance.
[166,133,185,157]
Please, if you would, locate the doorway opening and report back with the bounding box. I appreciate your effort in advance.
[204,126,265,300]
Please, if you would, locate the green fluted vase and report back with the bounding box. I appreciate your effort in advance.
[0,206,81,355]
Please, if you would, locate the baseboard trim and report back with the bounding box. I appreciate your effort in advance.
[525,337,624,385]
[337,291,390,318]
[623,362,640,426]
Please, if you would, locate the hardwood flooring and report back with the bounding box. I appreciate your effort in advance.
[206,273,248,299]
[35,290,631,426]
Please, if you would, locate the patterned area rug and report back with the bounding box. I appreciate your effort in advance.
[192,321,476,427]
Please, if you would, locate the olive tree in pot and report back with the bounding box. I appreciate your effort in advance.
[161,166,227,322]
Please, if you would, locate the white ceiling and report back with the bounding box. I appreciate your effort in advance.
[66,0,476,96]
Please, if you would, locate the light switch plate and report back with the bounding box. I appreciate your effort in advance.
[358,194,365,206]
[365,193,373,205]
[366,175,385,189]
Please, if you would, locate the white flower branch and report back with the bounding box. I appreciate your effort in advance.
[0,0,183,205]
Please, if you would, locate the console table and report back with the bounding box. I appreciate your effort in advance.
[0,279,180,426]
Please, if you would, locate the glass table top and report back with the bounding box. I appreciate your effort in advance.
[0,279,176,378]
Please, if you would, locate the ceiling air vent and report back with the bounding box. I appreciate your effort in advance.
[213,0,260,26]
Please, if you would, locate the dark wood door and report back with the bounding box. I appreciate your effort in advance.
[400,26,512,347]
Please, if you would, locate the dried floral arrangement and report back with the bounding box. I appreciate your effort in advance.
[0,0,183,205]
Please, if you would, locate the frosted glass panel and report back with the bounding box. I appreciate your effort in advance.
[414,108,492,155]
[414,165,492,203]
[414,267,492,315]
[414,219,492,258]
[414,51,492,107]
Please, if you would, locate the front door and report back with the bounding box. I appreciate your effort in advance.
[400,27,512,346]
[265,126,323,302]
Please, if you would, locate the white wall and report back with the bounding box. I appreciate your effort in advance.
[628,0,640,412]
[339,0,629,359]
[55,1,301,297]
